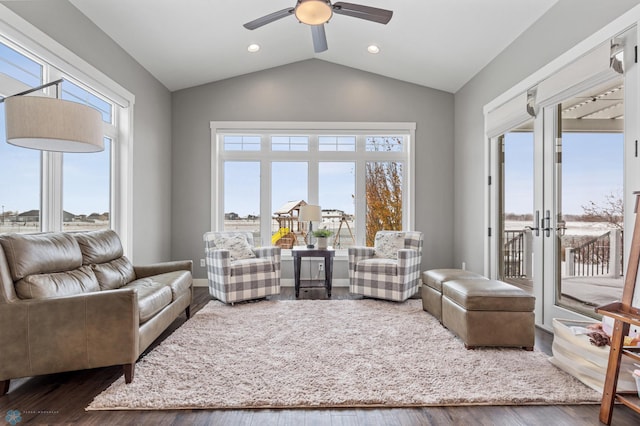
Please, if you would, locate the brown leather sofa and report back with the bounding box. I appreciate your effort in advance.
[0,229,193,396]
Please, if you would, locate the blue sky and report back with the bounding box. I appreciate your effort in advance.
[504,131,623,215]
[0,102,110,215]
[225,161,356,217]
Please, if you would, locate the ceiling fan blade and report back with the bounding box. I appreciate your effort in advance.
[332,2,393,24]
[311,25,328,53]
[243,8,295,30]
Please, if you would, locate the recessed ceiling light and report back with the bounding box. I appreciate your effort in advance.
[367,45,380,54]
[248,44,260,53]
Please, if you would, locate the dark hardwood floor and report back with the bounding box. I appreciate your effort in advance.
[1,286,638,425]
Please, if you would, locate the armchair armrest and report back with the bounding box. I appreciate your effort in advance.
[205,248,231,277]
[0,289,139,381]
[134,260,193,279]
[254,246,282,276]
[397,248,421,278]
[348,247,376,278]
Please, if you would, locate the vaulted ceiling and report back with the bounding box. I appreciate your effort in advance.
[69,0,559,93]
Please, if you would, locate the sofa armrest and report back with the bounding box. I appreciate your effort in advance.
[134,260,193,279]
[0,289,139,381]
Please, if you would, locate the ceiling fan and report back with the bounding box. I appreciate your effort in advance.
[243,0,393,53]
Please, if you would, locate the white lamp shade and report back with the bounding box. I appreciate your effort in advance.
[4,96,104,153]
[299,204,322,222]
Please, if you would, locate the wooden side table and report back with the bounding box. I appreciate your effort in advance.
[292,247,335,298]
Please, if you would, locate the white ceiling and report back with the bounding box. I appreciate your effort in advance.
[69,0,559,93]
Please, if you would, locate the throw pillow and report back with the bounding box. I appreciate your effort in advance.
[214,235,256,261]
[374,232,405,259]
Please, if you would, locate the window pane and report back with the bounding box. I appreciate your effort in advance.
[223,161,260,243]
[319,162,355,248]
[62,80,112,123]
[272,136,308,151]
[272,162,307,246]
[0,103,41,233]
[366,136,403,152]
[365,161,402,246]
[0,42,42,88]
[62,138,111,231]
[224,135,261,151]
[319,136,355,152]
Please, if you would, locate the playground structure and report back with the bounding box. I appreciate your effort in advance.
[272,200,308,249]
[271,200,356,249]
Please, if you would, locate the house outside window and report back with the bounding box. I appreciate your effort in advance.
[211,122,416,252]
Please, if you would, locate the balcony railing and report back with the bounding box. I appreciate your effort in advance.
[564,229,623,277]
[503,230,526,278]
[502,228,623,279]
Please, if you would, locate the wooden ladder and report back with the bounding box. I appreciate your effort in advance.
[596,191,640,424]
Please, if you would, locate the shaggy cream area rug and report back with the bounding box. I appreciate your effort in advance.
[87,299,600,410]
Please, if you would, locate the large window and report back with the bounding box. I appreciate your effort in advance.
[0,13,132,245]
[212,122,416,250]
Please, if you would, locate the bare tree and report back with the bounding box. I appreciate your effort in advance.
[581,191,623,229]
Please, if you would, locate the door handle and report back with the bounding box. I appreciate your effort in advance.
[542,210,552,237]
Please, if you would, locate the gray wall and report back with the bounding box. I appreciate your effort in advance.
[2,0,173,264]
[172,59,454,279]
[453,0,640,274]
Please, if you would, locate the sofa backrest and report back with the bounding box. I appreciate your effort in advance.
[0,229,135,301]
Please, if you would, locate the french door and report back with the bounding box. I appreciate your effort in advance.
[493,29,637,329]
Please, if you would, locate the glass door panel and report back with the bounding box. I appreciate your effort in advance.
[500,127,535,293]
[554,83,624,318]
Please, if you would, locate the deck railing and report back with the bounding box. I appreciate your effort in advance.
[564,229,623,277]
[502,228,623,279]
[503,230,526,278]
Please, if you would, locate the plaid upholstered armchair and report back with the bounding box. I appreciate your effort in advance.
[348,231,423,302]
[203,231,281,304]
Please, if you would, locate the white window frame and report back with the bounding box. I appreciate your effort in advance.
[0,5,134,255]
[210,121,416,251]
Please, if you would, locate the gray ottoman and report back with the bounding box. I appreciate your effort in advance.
[422,269,485,321]
[442,278,535,350]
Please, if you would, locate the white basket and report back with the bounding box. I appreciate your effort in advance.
[633,370,640,398]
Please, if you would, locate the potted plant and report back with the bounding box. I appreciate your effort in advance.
[312,228,333,249]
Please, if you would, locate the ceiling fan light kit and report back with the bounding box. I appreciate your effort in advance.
[295,0,333,25]
[244,1,393,53]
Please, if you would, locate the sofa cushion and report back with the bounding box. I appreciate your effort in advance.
[122,279,173,323]
[74,229,124,264]
[92,256,136,290]
[0,233,83,281]
[374,232,405,259]
[214,235,256,261]
[15,265,100,299]
[145,270,192,300]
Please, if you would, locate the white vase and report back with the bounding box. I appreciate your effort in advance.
[316,237,328,249]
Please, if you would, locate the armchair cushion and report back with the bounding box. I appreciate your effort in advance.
[230,257,274,277]
[374,232,405,259]
[213,235,256,261]
[355,258,398,276]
